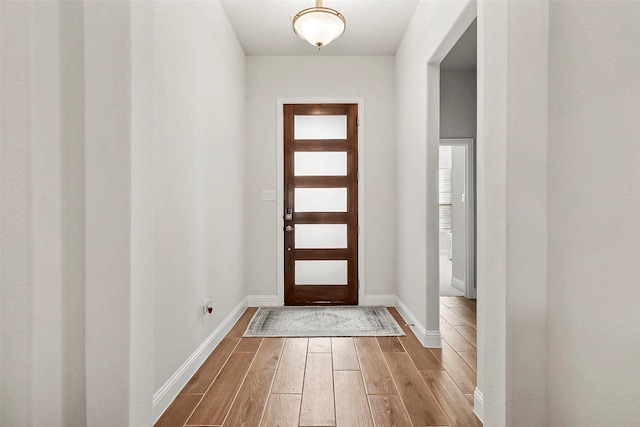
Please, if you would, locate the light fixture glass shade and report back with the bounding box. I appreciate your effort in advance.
[293,7,346,48]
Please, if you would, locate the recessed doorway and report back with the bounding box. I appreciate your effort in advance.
[437,19,477,300]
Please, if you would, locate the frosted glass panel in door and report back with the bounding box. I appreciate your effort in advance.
[295,188,347,212]
[295,224,347,249]
[295,260,348,285]
[295,152,347,176]
[294,115,347,140]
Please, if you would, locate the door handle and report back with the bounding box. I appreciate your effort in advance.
[285,225,296,232]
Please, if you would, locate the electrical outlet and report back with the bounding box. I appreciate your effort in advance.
[202,299,214,317]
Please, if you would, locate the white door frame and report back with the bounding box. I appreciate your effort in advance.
[440,138,476,299]
[276,97,366,305]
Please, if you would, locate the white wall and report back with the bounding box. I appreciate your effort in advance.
[395,0,475,346]
[1,2,53,424]
[441,69,477,139]
[476,1,549,424]
[547,1,640,424]
[1,1,245,424]
[60,2,87,424]
[245,56,396,302]
[131,2,155,424]
[1,2,85,425]
[398,0,548,423]
[84,2,137,423]
[152,0,246,395]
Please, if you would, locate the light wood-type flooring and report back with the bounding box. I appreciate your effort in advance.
[156,297,481,427]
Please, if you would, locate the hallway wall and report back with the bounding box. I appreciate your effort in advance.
[397,1,549,424]
[1,1,246,424]
[1,2,86,425]
[440,69,477,139]
[395,0,474,347]
[478,2,549,424]
[547,1,640,424]
[245,55,397,302]
[151,0,247,395]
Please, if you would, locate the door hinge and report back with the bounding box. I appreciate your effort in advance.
[357,116,360,127]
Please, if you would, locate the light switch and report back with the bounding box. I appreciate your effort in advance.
[261,190,276,201]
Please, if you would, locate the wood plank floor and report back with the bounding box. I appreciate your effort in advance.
[155,297,481,427]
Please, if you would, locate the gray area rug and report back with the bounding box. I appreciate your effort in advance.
[243,306,405,337]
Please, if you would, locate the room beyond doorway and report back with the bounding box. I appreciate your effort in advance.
[439,140,476,299]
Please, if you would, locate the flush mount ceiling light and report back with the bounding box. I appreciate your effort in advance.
[292,0,346,49]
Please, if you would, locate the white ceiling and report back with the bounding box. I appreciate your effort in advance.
[220,0,420,55]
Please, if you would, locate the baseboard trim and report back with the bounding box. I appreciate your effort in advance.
[422,328,442,348]
[451,276,465,292]
[362,295,396,306]
[152,297,248,423]
[395,297,441,348]
[473,387,485,422]
[247,295,280,307]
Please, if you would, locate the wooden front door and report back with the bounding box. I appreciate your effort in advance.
[283,104,358,305]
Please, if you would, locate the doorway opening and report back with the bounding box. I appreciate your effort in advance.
[438,139,475,298]
[431,12,479,417]
[437,19,477,300]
